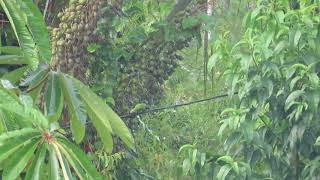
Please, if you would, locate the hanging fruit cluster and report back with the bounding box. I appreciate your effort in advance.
[113,10,200,114]
[50,0,104,82]
[49,0,201,117]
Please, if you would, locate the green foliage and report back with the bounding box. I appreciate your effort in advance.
[0,0,134,178]
[0,87,101,179]
[0,0,50,69]
[112,44,231,179]
[212,0,320,179]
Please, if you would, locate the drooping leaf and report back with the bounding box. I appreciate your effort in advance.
[70,75,134,149]
[60,73,86,143]
[285,90,305,111]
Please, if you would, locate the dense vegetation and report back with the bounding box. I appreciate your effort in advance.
[0,0,320,179]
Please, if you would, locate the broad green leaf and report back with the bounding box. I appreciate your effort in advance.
[20,64,49,87]
[17,0,52,62]
[0,55,27,65]
[61,153,75,180]
[294,30,302,47]
[2,139,39,180]
[0,85,22,107]
[48,144,60,180]
[276,10,285,24]
[179,144,194,154]
[207,53,219,73]
[45,72,63,122]
[217,165,232,180]
[231,162,239,174]
[274,41,287,54]
[217,155,234,164]
[0,128,38,144]
[0,110,7,133]
[28,81,45,102]
[182,159,191,175]
[60,74,86,143]
[200,153,206,167]
[285,90,305,111]
[0,132,40,163]
[70,76,134,149]
[25,143,47,180]
[192,149,198,166]
[52,143,70,180]
[0,46,22,55]
[56,142,87,180]
[58,137,102,180]
[0,0,39,68]
[86,106,114,153]
[1,66,28,84]
[290,76,301,90]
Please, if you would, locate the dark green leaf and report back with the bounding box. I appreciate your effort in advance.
[58,137,102,180]
[48,144,60,180]
[25,142,47,180]
[60,73,86,143]
[45,72,63,122]
[2,139,39,180]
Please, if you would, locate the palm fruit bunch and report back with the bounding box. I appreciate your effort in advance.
[50,0,105,81]
[113,8,199,115]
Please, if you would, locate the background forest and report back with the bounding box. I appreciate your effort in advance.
[0,0,320,179]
